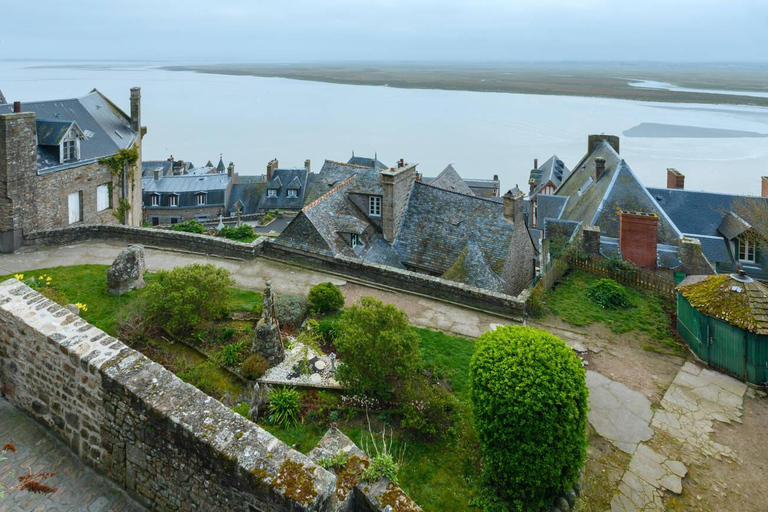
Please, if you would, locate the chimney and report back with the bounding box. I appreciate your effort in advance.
[493,174,499,181]
[0,110,37,252]
[588,134,620,155]
[130,87,141,133]
[13,101,21,113]
[154,169,161,180]
[503,186,525,225]
[595,157,606,181]
[533,158,538,170]
[619,211,658,268]
[304,159,311,173]
[380,162,418,242]
[267,158,278,182]
[762,177,768,198]
[228,162,235,178]
[667,168,685,190]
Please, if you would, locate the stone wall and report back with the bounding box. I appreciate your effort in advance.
[0,279,336,511]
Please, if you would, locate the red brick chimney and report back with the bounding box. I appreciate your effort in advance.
[667,168,685,190]
[619,211,658,268]
[267,158,278,182]
[762,176,768,198]
[13,101,21,113]
[595,157,606,181]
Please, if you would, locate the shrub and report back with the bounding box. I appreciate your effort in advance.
[274,295,309,330]
[241,354,270,379]
[587,278,631,310]
[469,326,588,511]
[170,219,206,234]
[143,263,235,337]
[219,225,256,242]
[218,340,248,367]
[525,286,546,319]
[335,297,421,400]
[317,316,340,343]
[399,379,456,440]
[267,387,301,428]
[308,282,345,314]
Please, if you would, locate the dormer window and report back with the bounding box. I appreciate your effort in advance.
[62,139,79,162]
[267,189,278,198]
[287,189,298,198]
[738,238,757,263]
[150,194,160,207]
[169,194,179,207]
[195,193,207,206]
[368,196,381,217]
[351,233,361,248]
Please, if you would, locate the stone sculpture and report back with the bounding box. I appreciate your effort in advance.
[253,280,284,366]
[106,245,146,295]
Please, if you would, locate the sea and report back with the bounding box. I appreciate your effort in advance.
[2,61,768,196]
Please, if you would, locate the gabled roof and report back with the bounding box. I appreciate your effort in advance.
[429,164,475,196]
[268,175,283,189]
[0,90,138,172]
[679,273,768,334]
[228,182,265,215]
[287,176,303,189]
[36,119,84,146]
[348,155,387,170]
[142,173,229,193]
[259,168,310,211]
[304,160,371,204]
[530,155,570,193]
[718,212,752,241]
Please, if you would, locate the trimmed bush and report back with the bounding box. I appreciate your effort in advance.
[469,326,588,511]
[335,297,421,400]
[219,225,256,242]
[308,282,345,314]
[241,354,270,379]
[143,263,234,337]
[587,278,631,310]
[274,294,309,330]
[170,219,206,234]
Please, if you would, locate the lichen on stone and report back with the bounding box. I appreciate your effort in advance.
[380,482,420,512]
[334,454,368,500]
[270,459,318,506]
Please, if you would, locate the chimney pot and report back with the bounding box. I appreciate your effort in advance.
[304,159,311,173]
[761,176,768,198]
[398,158,405,168]
[533,158,538,169]
[493,174,499,181]
[667,168,685,190]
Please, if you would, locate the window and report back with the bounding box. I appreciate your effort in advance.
[170,217,179,225]
[267,189,278,198]
[96,183,111,211]
[738,238,757,263]
[351,233,361,248]
[68,191,82,224]
[151,217,160,226]
[150,194,159,207]
[195,193,206,205]
[287,189,298,198]
[169,194,179,207]
[368,196,381,217]
[62,139,78,162]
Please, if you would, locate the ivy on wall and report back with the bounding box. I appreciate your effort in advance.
[99,147,139,224]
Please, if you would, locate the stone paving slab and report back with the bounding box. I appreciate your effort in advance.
[610,444,687,512]
[0,397,144,512]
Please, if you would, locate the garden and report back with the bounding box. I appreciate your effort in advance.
[3,264,590,512]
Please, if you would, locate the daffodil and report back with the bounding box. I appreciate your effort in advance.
[13,274,24,280]
[75,302,88,312]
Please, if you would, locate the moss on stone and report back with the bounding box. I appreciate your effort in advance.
[250,467,268,480]
[270,459,318,506]
[380,482,420,512]
[334,454,368,500]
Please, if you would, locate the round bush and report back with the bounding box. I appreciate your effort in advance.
[274,294,309,330]
[469,326,588,511]
[587,278,631,309]
[241,354,270,379]
[308,282,345,314]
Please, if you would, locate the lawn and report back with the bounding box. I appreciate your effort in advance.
[545,270,681,353]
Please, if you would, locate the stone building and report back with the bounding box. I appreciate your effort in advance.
[0,88,144,252]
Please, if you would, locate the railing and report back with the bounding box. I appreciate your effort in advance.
[568,254,676,299]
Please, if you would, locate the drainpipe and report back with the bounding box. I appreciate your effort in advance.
[122,162,128,225]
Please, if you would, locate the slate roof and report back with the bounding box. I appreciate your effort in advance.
[36,119,82,145]
[718,212,752,241]
[304,160,371,204]
[228,182,265,214]
[348,155,387,170]
[216,157,226,173]
[441,236,505,292]
[530,155,570,192]
[394,183,516,274]
[429,165,475,196]
[535,194,568,229]
[0,90,138,173]
[142,173,229,193]
[464,178,499,190]
[679,273,768,334]
[142,160,173,178]
[0,89,6,104]
[259,168,309,211]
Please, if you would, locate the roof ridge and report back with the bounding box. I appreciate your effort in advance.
[415,181,501,204]
[647,187,768,200]
[324,159,369,170]
[304,175,356,211]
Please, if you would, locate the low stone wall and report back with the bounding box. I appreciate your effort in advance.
[23,224,264,259]
[0,279,335,511]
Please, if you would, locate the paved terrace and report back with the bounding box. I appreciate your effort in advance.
[0,397,144,512]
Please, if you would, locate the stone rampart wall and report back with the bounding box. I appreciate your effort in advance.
[0,279,335,511]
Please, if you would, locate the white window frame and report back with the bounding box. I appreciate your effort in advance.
[287,189,298,198]
[368,196,381,217]
[61,138,79,163]
[96,183,110,212]
[169,194,179,207]
[195,193,207,206]
[68,191,82,224]
[267,189,278,198]
[738,238,756,263]
[351,233,361,248]
[150,194,160,207]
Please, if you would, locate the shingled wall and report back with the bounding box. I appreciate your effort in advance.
[0,279,336,511]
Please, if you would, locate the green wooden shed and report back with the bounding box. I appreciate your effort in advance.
[677,272,768,385]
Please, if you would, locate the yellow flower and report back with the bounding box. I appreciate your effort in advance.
[75,302,88,312]
[13,274,24,280]
[38,275,44,280]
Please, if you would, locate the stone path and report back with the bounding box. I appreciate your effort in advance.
[0,397,144,512]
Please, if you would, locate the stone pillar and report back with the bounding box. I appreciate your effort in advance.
[253,320,285,366]
[619,211,658,268]
[0,111,36,253]
[380,162,417,242]
[582,225,601,255]
[678,237,715,276]
[129,87,144,228]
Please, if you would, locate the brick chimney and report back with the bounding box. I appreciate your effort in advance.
[130,87,141,133]
[0,110,37,253]
[304,159,311,173]
[595,157,606,181]
[267,159,278,182]
[762,176,768,198]
[533,158,538,170]
[227,162,235,178]
[13,101,21,113]
[380,162,418,242]
[503,187,525,225]
[667,168,685,189]
[619,211,658,268]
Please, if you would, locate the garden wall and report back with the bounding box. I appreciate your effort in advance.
[0,279,336,512]
[21,226,527,320]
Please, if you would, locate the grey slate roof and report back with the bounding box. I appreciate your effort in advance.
[142,173,229,193]
[228,182,265,214]
[259,168,309,211]
[348,155,387,170]
[530,155,570,192]
[429,165,475,196]
[441,236,505,292]
[142,160,173,178]
[36,119,82,146]
[0,90,138,173]
[718,212,752,241]
[304,160,371,204]
[535,194,568,228]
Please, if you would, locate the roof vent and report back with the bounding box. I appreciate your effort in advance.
[731,267,753,283]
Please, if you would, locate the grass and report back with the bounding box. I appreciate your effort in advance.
[546,270,681,354]
[413,327,475,398]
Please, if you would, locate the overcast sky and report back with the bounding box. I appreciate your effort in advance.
[4,0,768,62]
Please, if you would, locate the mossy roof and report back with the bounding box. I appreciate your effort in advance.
[679,274,768,334]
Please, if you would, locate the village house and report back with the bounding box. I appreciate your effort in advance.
[277,159,537,295]
[257,158,312,212]
[0,88,144,252]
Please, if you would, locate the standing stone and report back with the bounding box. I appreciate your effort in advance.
[252,281,284,366]
[106,245,146,295]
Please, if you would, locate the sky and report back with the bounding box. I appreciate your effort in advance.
[3,0,768,63]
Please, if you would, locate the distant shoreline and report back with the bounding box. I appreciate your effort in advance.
[162,63,768,107]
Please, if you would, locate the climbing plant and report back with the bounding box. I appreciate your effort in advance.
[99,147,139,224]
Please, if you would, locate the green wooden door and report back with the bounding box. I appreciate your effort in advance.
[707,316,747,381]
